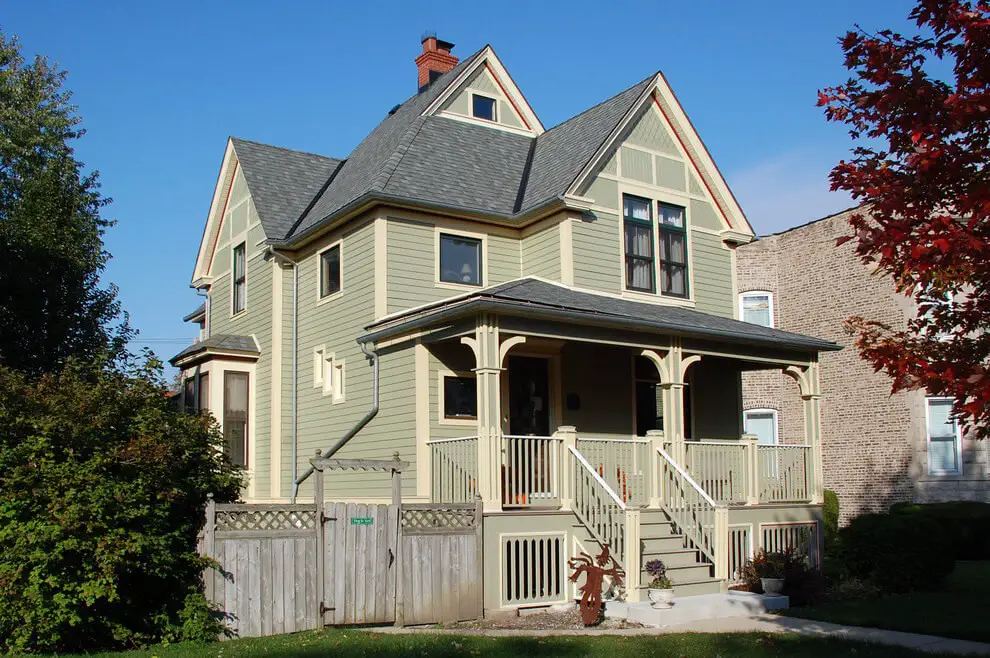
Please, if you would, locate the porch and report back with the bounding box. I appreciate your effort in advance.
[360,278,837,604]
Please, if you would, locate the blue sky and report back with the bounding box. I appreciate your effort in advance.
[4,1,916,368]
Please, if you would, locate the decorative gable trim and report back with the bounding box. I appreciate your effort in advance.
[567,73,754,237]
[423,46,544,136]
[192,139,238,286]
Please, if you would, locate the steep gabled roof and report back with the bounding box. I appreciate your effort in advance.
[284,47,489,242]
[518,75,654,212]
[230,138,342,239]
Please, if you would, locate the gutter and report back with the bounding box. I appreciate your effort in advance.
[358,297,842,354]
[292,339,380,496]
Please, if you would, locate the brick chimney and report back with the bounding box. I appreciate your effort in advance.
[415,33,458,92]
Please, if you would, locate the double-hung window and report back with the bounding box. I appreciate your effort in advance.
[223,371,249,467]
[439,233,483,286]
[658,203,688,297]
[319,244,341,298]
[232,243,246,314]
[740,292,774,327]
[926,397,961,475]
[623,195,655,292]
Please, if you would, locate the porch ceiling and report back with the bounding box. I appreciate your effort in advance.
[361,278,840,354]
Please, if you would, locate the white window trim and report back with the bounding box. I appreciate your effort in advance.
[744,408,779,445]
[739,291,775,328]
[330,358,345,404]
[313,345,327,388]
[434,227,488,290]
[617,184,696,304]
[315,239,344,304]
[926,397,962,476]
[469,90,498,123]
[438,369,478,426]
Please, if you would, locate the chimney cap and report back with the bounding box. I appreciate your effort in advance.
[420,31,455,51]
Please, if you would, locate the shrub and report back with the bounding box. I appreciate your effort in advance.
[0,359,243,654]
[890,501,990,560]
[739,548,825,606]
[823,488,840,550]
[840,512,953,593]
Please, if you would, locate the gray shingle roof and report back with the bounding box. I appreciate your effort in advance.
[170,334,260,365]
[182,303,206,323]
[363,278,840,353]
[230,138,342,238]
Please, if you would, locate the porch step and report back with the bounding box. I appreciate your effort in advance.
[658,576,724,598]
[642,562,713,585]
[641,548,698,567]
[641,534,689,552]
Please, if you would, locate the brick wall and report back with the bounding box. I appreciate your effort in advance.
[738,207,988,523]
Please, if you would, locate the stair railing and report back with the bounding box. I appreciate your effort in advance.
[569,446,642,601]
[656,446,729,580]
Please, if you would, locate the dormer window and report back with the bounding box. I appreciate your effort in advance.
[472,94,496,122]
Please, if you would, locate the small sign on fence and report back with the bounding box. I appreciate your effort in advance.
[350,517,374,525]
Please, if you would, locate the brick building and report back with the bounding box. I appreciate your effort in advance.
[737,206,989,522]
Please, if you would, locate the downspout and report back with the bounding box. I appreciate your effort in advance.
[293,339,380,495]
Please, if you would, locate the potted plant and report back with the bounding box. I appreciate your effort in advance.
[645,559,675,609]
[752,550,787,595]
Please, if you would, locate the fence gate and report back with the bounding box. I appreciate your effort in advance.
[321,502,400,625]
[398,502,483,625]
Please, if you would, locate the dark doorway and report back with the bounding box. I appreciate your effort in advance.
[508,356,551,435]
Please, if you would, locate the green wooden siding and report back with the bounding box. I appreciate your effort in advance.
[385,217,520,315]
[572,210,622,292]
[620,146,652,184]
[691,231,733,317]
[438,66,524,129]
[561,343,634,436]
[429,341,478,441]
[521,224,560,281]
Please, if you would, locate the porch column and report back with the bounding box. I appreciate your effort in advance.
[556,425,577,511]
[462,313,504,513]
[785,361,825,505]
[743,433,760,505]
[645,430,664,508]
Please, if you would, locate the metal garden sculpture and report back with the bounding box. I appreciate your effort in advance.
[568,544,624,625]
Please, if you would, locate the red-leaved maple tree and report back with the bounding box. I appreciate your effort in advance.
[818,0,989,438]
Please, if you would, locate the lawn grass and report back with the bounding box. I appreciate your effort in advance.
[785,560,990,643]
[53,630,960,658]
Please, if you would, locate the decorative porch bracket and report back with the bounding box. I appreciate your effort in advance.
[784,362,825,505]
[641,341,701,507]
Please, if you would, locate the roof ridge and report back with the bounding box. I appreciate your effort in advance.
[538,71,657,137]
[376,115,429,192]
[231,136,341,162]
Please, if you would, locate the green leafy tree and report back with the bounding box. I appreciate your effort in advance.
[0,357,243,653]
[0,31,128,375]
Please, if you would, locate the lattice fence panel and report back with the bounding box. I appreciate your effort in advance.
[215,506,318,533]
[402,506,479,533]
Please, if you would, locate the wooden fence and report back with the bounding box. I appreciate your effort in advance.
[199,455,483,638]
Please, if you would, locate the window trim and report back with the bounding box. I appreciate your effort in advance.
[739,290,775,328]
[622,194,656,294]
[222,370,250,468]
[231,242,247,315]
[744,408,779,445]
[657,202,689,299]
[926,397,962,476]
[438,370,478,426]
[435,227,488,289]
[470,92,498,123]
[316,240,343,303]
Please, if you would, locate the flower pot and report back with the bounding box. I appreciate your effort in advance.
[761,577,785,595]
[647,588,675,609]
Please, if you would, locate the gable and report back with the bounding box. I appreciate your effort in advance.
[569,77,754,239]
[424,46,543,137]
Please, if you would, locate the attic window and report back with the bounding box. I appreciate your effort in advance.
[472,94,496,122]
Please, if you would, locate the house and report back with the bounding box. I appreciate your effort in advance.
[737,207,989,523]
[172,36,840,612]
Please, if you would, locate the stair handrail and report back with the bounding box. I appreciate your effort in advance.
[656,446,728,579]
[569,445,626,558]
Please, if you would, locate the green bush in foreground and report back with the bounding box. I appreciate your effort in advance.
[0,360,243,653]
[823,488,839,549]
[890,501,990,560]
[840,512,953,593]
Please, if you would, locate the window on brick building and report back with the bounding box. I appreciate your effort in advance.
[744,409,778,445]
[926,397,961,475]
[740,291,774,327]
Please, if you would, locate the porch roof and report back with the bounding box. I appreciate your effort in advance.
[361,278,841,353]
[169,334,260,367]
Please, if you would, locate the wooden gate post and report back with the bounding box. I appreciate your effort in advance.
[203,493,216,603]
[393,452,405,627]
[312,451,326,629]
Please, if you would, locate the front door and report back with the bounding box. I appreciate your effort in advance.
[507,356,551,436]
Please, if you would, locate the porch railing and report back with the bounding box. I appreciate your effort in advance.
[501,435,562,508]
[684,440,748,505]
[576,437,651,507]
[657,446,728,579]
[758,444,812,503]
[427,436,479,503]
